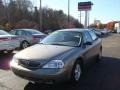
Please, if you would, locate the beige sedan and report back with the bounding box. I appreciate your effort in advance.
[10,29,102,84]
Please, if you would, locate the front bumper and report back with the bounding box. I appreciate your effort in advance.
[10,61,70,83]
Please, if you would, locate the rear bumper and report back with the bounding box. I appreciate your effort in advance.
[0,47,17,51]
[10,61,70,83]
[0,42,20,51]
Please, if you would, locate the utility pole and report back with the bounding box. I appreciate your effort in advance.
[84,10,88,28]
[87,11,90,28]
[68,0,70,28]
[40,0,42,31]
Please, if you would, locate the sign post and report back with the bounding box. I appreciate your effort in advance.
[40,0,42,30]
[68,0,70,28]
[79,11,81,24]
[78,1,93,28]
[85,11,88,28]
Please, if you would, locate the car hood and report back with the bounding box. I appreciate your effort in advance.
[14,44,75,61]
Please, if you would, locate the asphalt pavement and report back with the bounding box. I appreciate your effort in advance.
[0,34,120,90]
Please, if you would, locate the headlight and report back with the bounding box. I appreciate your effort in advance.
[42,60,64,69]
[10,57,18,66]
[12,57,18,63]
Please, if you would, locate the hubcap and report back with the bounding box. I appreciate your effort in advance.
[23,42,28,49]
[74,64,81,81]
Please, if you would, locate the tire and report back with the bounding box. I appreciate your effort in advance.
[71,60,82,83]
[96,50,102,62]
[21,41,29,49]
[0,51,4,55]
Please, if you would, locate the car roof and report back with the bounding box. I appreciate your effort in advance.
[13,29,38,32]
[58,28,90,32]
[12,28,90,33]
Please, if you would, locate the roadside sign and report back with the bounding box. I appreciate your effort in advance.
[78,1,93,11]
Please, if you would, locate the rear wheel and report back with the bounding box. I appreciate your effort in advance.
[21,41,29,49]
[71,60,82,83]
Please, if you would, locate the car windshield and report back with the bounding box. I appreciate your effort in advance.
[0,30,10,35]
[40,31,82,47]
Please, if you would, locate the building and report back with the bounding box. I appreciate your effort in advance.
[94,19,101,25]
[115,21,120,33]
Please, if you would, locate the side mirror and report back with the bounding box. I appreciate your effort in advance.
[84,41,92,45]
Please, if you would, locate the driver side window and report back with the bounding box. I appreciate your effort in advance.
[83,31,93,43]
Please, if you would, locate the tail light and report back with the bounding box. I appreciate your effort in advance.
[32,35,41,40]
[11,37,18,40]
[0,38,9,41]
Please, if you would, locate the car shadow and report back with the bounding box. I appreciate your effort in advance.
[24,56,120,90]
[0,53,14,70]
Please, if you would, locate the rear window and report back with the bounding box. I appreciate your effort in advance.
[9,30,16,35]
[28,29,44,35]
[0,30,10,35]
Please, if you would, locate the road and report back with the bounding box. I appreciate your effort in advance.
[0,34,120,90]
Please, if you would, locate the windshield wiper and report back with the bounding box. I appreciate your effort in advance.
[50,43,70,46]
[39,43,76,47]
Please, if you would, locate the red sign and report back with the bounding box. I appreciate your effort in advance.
[78,2,93,11]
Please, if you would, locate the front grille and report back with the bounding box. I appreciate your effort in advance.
[19,59,41,69]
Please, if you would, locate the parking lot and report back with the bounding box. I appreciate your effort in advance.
[0,34,120,90]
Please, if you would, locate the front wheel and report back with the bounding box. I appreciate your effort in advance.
[71,61,82,83]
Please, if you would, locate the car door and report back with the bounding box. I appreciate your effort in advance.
[88,30,101,57]
[15,30,23,43]
[21,31,32,43]
[82,31,95,64]
[9,30,19,47]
